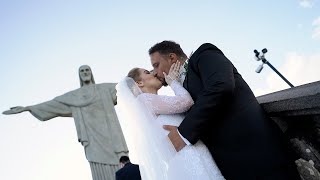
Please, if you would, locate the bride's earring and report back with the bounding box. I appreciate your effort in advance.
[136,81,144,87]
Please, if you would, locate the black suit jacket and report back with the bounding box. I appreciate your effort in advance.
[115,162,141,180]
[179,43,300,180]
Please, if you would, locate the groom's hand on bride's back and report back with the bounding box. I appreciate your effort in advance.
[163,125,186,152]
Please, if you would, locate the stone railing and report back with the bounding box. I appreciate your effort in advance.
[257,81,320,180]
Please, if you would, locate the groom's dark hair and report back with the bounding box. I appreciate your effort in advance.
[149,40,187,59]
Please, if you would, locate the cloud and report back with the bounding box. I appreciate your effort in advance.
[254,52,320,96]
[312,17,320,39]
[299,0,314,8]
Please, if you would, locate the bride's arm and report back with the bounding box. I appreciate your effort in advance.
[143,83,194,115]
[144,62,194,115]
[166,79,194,112]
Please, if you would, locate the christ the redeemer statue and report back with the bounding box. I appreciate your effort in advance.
[3,65,128,180]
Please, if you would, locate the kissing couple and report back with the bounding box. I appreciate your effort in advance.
[116,41,300,180]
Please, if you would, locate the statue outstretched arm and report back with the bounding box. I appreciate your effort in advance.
[2,106,30,115]
[3,100,72,121]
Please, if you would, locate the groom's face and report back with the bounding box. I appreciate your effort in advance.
[150,52,174,86]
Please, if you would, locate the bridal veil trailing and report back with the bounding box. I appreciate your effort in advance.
[116,77,176,180]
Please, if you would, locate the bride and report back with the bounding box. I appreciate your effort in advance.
[116,62,224,180]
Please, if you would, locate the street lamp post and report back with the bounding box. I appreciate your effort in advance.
[254,48,294,88]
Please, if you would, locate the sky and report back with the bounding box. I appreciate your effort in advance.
[0,0,319,179]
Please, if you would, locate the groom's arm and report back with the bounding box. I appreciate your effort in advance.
[178,50,235,144]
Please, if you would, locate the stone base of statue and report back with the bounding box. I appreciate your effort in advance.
[90,162,121,180]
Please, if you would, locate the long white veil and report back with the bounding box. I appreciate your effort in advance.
[116,77,176,180]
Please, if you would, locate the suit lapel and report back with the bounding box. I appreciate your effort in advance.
[183,72,188,89]
[183,61,190,90]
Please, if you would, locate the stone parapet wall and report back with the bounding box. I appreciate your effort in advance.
[257,81,320,180]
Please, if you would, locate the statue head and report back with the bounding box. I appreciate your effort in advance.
[79,65,95,87]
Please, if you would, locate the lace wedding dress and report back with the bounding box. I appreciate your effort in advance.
[116,78,224,180]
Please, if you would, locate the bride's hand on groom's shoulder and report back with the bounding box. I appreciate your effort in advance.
[163,125,186,152]
[163,62,181,85]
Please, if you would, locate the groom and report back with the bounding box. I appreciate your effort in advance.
[149,41,300,180]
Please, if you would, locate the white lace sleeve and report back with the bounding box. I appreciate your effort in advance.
[140,80,194,115]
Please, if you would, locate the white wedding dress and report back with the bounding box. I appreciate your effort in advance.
[116,78,224,180]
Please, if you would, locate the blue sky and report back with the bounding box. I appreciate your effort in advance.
[0,0,319,179]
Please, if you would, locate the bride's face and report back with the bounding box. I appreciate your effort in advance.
[137,68,162,90]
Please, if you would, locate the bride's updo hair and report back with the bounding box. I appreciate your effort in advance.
[127,68,141,81]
